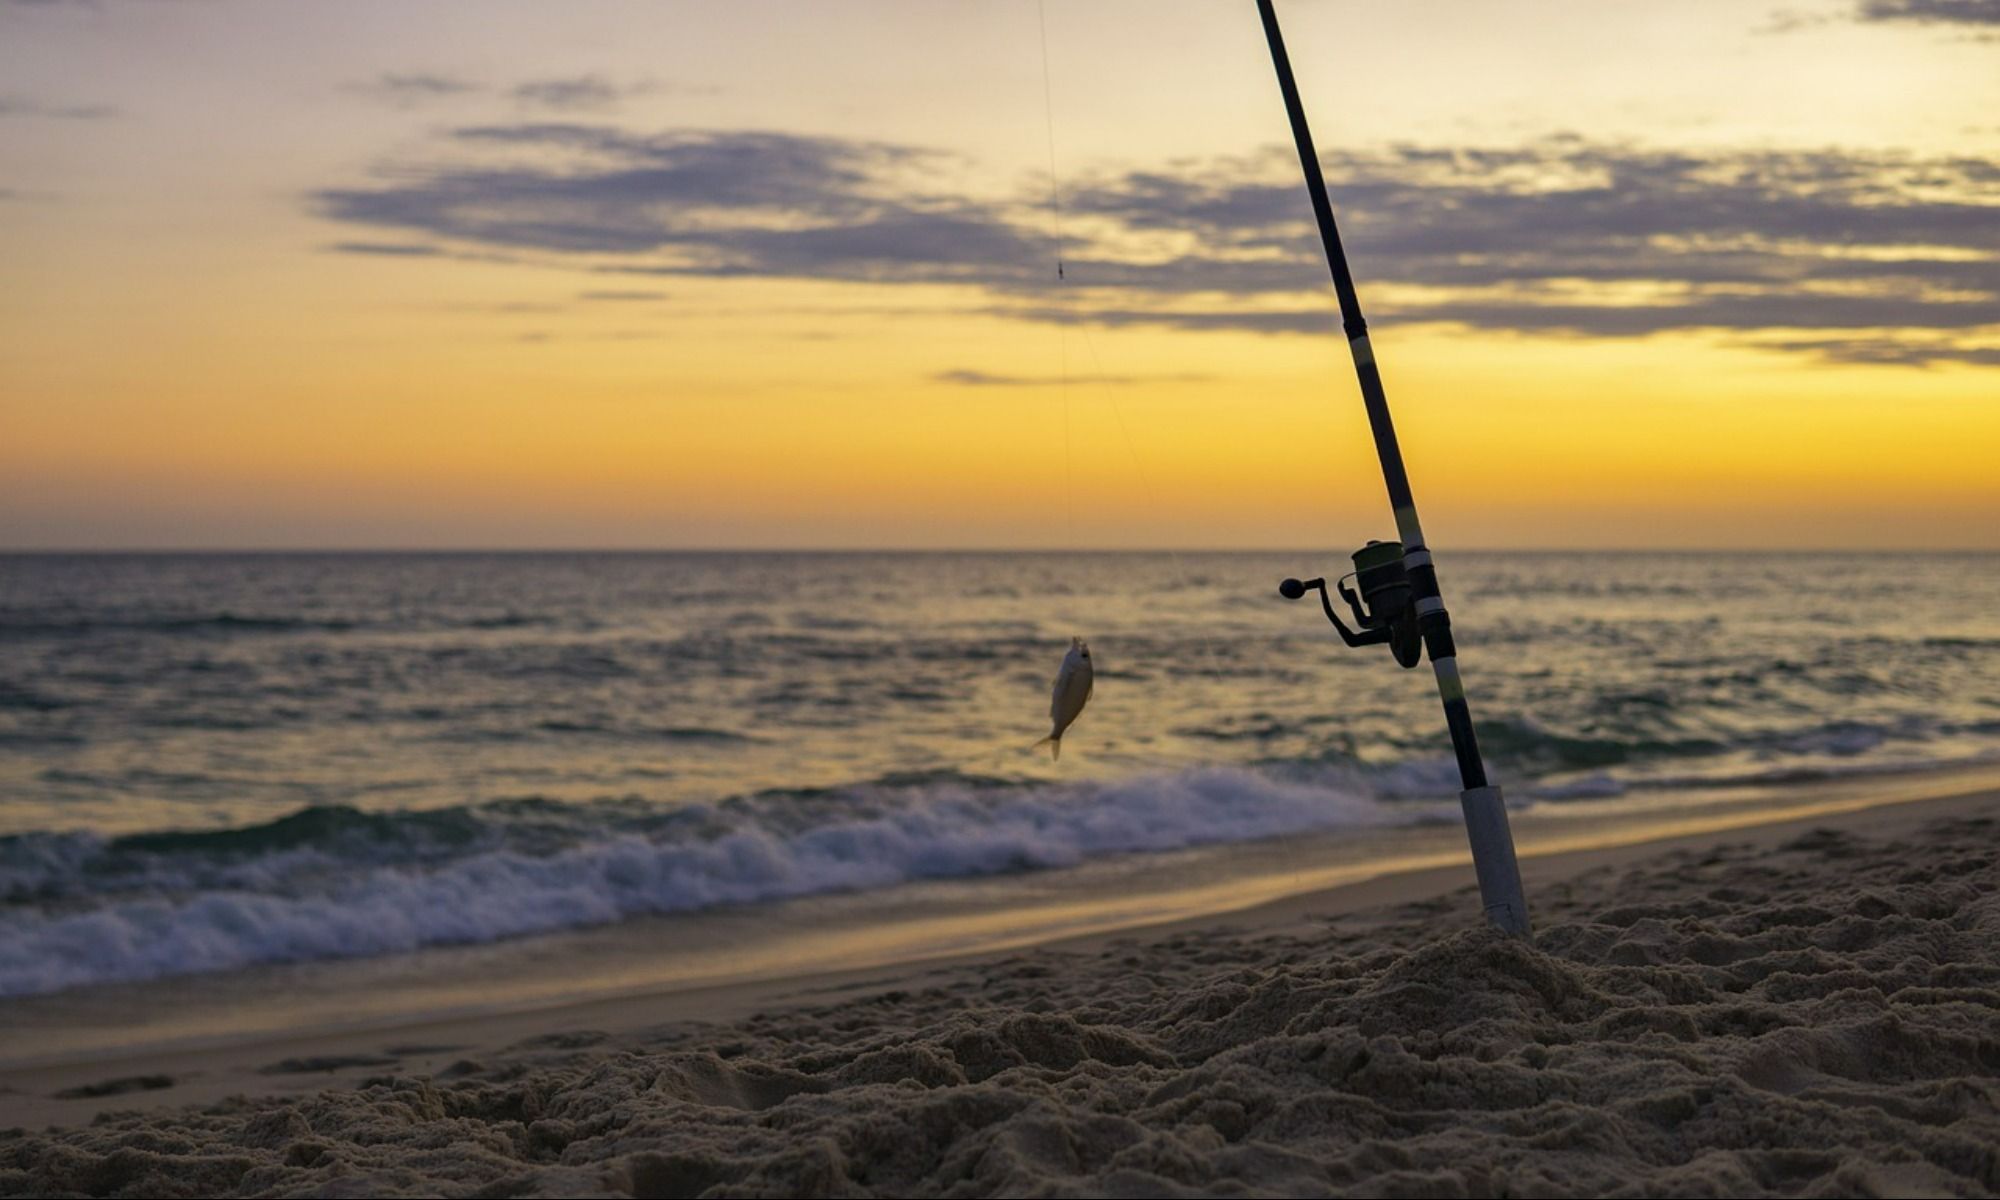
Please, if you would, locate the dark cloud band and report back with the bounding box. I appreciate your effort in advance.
[314,125,1999,365]
[1857,0,2000,26]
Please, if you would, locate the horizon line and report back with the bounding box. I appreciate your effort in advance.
[4,545,1999,556]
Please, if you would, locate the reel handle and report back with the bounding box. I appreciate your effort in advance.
[1277,575,1391,651]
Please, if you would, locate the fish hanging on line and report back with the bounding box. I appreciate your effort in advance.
[1033,637,1094,761]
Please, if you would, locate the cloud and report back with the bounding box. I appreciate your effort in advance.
[577,289,668,301]
[510,76,652,111]
[313,125,2000,364]
[932,368,1211,387]
[1856,0,2000,25]
[317,125,1041,275]
[0,95,117,119]
[1750,336,2000,365]
[349,73,665,112]
[994,307,1337,336]
[349,72,482,107]
[322,241,446,257]
[1758,8,1837,33]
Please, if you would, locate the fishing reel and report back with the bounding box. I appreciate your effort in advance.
[1279,540,1423,669]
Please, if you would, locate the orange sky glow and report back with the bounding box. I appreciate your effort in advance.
[3,0,1996,549]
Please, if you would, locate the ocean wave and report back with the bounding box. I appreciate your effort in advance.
[0,613,352,639]
[1625,745,2000,793]
[0,684,76,712]
[0,766,1433,997]
[0,609,576,641]
[533,721,757,743]
[1523,774,1630,801]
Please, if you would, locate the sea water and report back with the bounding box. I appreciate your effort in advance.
[2,550,1997,998]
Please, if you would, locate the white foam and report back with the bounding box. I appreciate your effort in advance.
[0,766,1429,997]
[1525,774,1629,801]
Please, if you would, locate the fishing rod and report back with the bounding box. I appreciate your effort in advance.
[1257,0,1531,937]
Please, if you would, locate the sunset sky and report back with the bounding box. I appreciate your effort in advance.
[3,0,1996,549]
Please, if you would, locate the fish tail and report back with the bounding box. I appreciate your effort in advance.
[1029,735,1061,760]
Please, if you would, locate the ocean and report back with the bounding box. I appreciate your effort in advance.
[3,550,1998,1001]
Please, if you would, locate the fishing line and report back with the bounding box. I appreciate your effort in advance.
[1072,320,1236,684]
[1036,0,1065,286]
[1037,0,1077,552]
[1033,1,1231,687]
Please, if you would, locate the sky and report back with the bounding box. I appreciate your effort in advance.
[1,0,1996,550]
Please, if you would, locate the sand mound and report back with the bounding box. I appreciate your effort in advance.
[4,811,1997,1197]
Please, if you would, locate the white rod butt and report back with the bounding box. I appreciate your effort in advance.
[1459,786,1530,938]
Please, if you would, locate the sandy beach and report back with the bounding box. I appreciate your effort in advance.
[7,0,1999,1190]
[2,784,1995,1197]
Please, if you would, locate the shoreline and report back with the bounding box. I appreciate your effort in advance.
[4,773,1996,1131]
[13,763,1999,1061]
[5,777,1995,1196]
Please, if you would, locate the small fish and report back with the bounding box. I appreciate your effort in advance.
[1033,637,1094,761]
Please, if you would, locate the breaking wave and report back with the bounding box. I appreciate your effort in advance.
[0,766,1438,997]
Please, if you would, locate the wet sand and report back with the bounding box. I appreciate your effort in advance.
[3,786,1997,1197]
